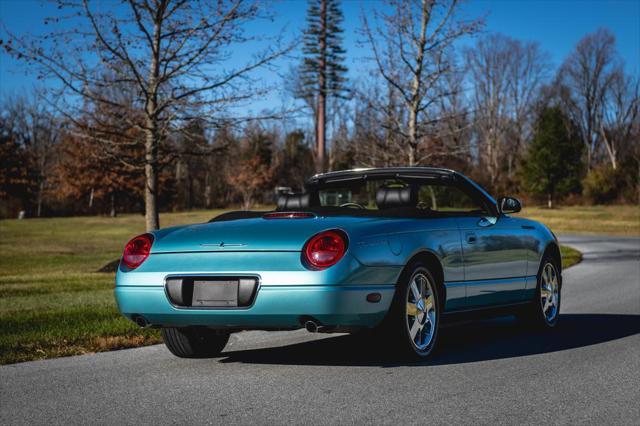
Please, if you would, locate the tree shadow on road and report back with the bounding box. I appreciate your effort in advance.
[218,314,640,367]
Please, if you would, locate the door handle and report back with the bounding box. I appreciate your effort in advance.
[477,216,497,227]
[466,232,477,244]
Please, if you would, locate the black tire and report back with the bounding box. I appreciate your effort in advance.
[161,327,230,358]
[518,255,561,329]
[380,263,441,360]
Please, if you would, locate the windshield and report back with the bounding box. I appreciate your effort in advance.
[312,177,490,216]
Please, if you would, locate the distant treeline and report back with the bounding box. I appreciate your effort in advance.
[0,1,637,222]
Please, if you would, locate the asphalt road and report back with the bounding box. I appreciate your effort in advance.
[1,235,639,425]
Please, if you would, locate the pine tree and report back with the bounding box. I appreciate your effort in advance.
[521,106,583,208]
[300,0,349,172]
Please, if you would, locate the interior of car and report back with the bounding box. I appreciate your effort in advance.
[276,177,492,218]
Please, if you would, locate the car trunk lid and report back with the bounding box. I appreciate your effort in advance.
[150,214,382,253]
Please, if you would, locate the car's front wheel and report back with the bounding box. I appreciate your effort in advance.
[519,256,561,328]
[161,327,230,358]
[382,263,441,360]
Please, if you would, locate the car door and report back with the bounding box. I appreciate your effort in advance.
[456,214,529,308]
[416,181,528,309]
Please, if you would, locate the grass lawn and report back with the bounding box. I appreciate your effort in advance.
[0,210,223,365]
[0,205,617,364]
[522,205,640,237]
[560,246,582,269]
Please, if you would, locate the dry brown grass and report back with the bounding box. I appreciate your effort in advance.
[522,205,640,236]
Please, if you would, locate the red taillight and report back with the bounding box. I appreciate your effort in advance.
[122,233,154,269]
[303,230,348,269]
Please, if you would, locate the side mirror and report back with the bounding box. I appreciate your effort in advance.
[498,196,522,215]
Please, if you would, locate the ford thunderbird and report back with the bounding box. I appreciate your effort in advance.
[115,167,561,360]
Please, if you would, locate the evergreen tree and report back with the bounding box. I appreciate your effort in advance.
[522,106,583,208]
[300,0,349,172]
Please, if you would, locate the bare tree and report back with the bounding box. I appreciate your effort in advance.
[558,28,619,170]
[4,0,289,230]
[466,35,510,185]
[3,94,60,217]
[362,0,481,166]
[466,34,549,185]
[351,74,405,168]
[431,67,472,168]
[507,39,550,177]
[600,71,639,170]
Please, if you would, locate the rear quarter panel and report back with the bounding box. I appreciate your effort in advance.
[350,217,465,310]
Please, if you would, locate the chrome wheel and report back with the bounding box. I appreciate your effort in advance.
[540,262,559,323]
[405,272,437,351]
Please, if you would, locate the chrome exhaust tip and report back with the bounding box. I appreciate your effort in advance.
[305,320,319,333]
[133,315,149,328]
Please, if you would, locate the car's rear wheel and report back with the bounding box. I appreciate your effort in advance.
[519,255,561,328]
[382,263,441,360]
[161,327,230,358]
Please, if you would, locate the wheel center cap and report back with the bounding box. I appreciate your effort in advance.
[416,299,425,312]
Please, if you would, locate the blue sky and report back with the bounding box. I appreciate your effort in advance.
[1,0,638,114]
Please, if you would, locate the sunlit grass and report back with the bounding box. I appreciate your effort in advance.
[560,245,582,269]
[522,205,640,237]
[0,209,229,365]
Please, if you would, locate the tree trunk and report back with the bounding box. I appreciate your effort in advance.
[144,127,160,231]
[316,0,327,173]
[204,170,211,209]
[242,192,252,210]
[143,11,162,231]
[406,0,429,167]
[600,125,618,170]
[584,139,593,171]
[547,193,553,209]
[36,179,44,217]
[408,108,418,166]
[110,192,117,217]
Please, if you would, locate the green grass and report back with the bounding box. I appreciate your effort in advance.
[0,206,599,364]
[560,245,582,269]
[0,210,226,365]
[522,205,640,237]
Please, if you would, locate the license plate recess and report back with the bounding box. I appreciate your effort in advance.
[165,276,258,308]
[192,280,238,307]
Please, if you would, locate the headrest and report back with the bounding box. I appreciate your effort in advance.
[276,193,312,210]
[376,185,417,209]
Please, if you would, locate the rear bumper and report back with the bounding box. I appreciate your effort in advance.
[115,284,395,329]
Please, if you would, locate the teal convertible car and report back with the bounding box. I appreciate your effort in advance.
[116,167,562,360]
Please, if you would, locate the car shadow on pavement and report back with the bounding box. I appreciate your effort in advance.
[218,314,640,367]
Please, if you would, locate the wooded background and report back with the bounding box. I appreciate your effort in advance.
[1,0,638,230]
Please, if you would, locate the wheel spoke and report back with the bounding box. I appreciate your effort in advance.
[409,318,421,340]
[410,280,421,302]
